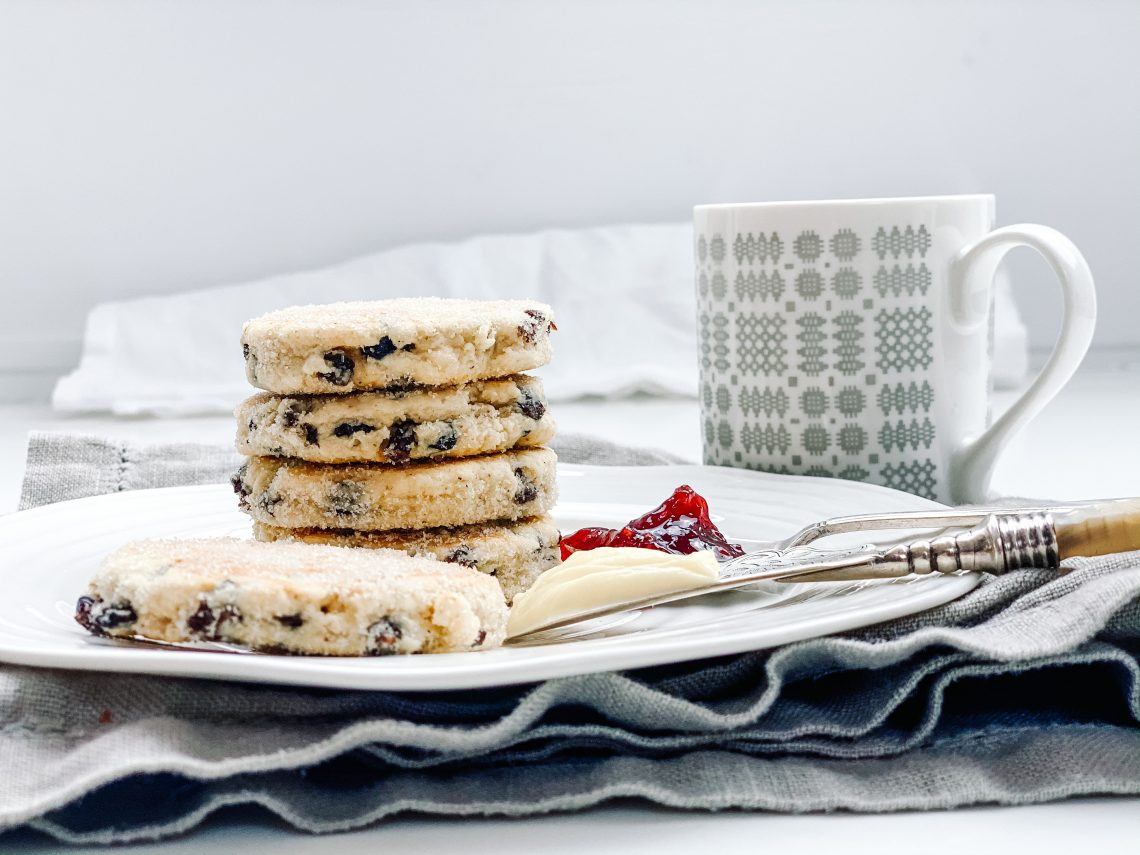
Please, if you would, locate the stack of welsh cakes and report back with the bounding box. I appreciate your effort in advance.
[231,298,560,602]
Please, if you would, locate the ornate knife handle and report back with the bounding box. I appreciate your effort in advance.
[877,498,1140,577]
[875,512,1056,576]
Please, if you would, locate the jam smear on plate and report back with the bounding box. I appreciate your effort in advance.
[560,484,745,562]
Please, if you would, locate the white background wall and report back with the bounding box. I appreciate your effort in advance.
[2,0,1138,400]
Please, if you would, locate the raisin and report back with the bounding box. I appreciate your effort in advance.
[242,343,250,359]
[282,402,302,428]
[429,423,458,452]
[96,601,137,631]
[445,546,477,568]
[366,617,403,655]
[385,419,417,463]
[75,596,98,632]
[188,602,241,640]
[317,349,354,386]
[187,602,215,636]
[275,613,304,628]
[517,309,549,345]
[361,336,397,360]
[230,463,250,510]
[328,480,365,517]
[303,424,319,445]
[247,418,256,434]
[402,343,416,352]
[513,468,538,505]
[517,388,546,421]
[472,629,487,647]
[333,422,376,438]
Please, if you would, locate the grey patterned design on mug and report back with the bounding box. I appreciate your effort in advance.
[697,223,941,499]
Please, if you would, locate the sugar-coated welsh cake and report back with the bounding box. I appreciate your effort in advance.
[233,297,561,605]
[76,538,508,655]
[236,375,554,465]
[241,298,555,394]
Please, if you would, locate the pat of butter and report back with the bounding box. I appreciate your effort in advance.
[507,547,720,637]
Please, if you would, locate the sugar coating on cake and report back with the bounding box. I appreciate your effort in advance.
[233,447,558,531]
[253,515,560,603]
[236,375,554,464]
[75,537,508,655]
[241,298,554,394]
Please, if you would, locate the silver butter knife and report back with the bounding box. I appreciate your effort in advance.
[505,498,1140,640]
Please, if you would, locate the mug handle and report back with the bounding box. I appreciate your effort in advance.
[948,224,1097,504]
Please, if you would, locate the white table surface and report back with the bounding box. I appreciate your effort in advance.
[1,350,1139,851]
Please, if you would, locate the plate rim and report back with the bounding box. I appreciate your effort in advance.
[0,465,977,691]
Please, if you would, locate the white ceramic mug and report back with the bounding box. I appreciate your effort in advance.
[694,195,1096,503]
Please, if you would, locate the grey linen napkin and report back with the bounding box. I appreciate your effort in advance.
[2,432,1138,844]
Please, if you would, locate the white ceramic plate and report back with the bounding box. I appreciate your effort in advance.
[0,465,979,690]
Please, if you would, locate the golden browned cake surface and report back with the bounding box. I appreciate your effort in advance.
[253,515,560,603]
[233,447,558,531]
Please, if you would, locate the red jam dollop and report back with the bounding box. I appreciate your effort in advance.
[560,485,745,562]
